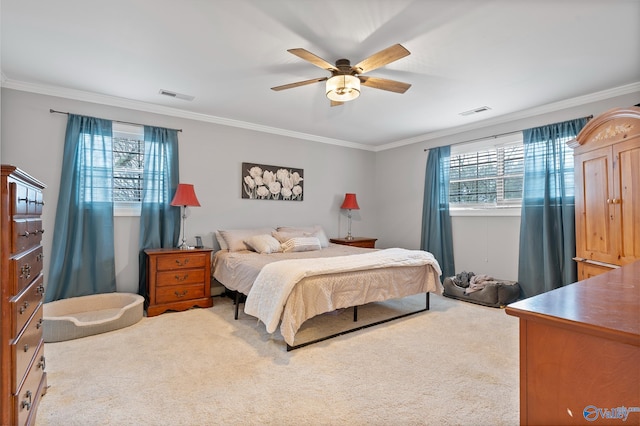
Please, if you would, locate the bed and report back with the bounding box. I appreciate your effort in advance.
[213,226,443,350]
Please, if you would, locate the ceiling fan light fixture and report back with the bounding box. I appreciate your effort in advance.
[326,75,360,102]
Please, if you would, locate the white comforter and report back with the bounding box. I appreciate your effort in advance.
[244,248,442,336]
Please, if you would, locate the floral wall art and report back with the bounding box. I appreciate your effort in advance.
[242,162,304,201]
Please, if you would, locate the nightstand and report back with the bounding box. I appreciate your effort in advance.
[144,247,213,317]
[330,237,377,249]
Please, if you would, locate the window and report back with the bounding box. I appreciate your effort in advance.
[112,123,144,215]
[449,133,524,210]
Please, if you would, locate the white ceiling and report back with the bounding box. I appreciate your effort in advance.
[2,0,639,150]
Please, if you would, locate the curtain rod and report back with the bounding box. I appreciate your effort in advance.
[49,109,183,132]
[423,115,593,151]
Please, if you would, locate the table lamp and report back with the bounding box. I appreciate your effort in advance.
[340,193,360,240]
[171,183,201,249]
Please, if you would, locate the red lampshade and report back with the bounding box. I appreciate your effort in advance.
[171,184,201,207]
[340,193,360,210]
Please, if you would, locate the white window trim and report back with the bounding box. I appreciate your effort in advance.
[449,207,521,217]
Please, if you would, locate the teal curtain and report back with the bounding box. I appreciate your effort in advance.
[421,145,455,278]
[46,114,116,302]
[517,117,588,298]
[137,126,180,296]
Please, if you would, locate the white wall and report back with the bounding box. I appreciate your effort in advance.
[0,88,375,293]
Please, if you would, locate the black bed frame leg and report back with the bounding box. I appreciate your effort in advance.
[353,305,358,322]
[234,291,240,320]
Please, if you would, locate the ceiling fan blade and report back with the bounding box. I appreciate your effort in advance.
[287,48,338,71]
[359,76,411,94]
[353,44,410,74]
[271,77,328,91]
[330,100,343,107]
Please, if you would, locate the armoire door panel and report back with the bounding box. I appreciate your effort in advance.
[615,139,640,264]
[575,147,616,264]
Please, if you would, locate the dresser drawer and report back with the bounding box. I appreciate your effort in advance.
[12,219,43,254]
[12,245,44,294]
[14,341,46,425]
[156,284,206,304]
[11,181,43,216]
[12,275,44,337]
[156,269,205,287]
[156,253,207,271]
[12,305,44,392]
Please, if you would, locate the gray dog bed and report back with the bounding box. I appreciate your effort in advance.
[442,272,520,308]
[43,292,144,342]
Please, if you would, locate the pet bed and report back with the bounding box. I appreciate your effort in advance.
[442,272,519,308]
[43,292,144,342]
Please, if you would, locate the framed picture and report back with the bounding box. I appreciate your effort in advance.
[242,162,304,201]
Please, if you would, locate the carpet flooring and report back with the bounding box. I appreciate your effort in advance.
[35,293,520,425]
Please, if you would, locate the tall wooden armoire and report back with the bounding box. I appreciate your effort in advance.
[569,106,640,280]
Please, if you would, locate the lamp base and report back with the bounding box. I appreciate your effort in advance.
[345,235,355,240]
[177,239,190,250]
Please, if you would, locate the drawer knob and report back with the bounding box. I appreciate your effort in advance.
[20,264,32,279]
[38,355,46,371]
[21,390,32,411]
[37,318,43,329]
[174,290,188,298]
[174,274,189,282]
[23,344,29,353]
[37,284,45,295]
[175,258,190,266]
[19,301,29,315]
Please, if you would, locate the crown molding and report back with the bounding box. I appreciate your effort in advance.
[0,79,376,152]
[375,81,640,152]
[2,78,637,153]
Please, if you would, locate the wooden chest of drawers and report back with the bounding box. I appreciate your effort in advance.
[145,248,213,317]
[1,165,47,426]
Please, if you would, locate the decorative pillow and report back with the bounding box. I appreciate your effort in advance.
[244,234,282,254]
[272,230,310,244]
[276,225,330,248]
[281,237,322,253]
[215,231,228,250]
[218,227,277,252]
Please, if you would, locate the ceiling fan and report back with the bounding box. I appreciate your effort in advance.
[271,44,412,106]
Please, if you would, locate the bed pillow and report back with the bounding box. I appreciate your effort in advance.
[244,234,282,254]
[272,230,310,244]
[281,237,322,253]
[276,225,330,248]
[215,231,228,250]
[218,227,277,252]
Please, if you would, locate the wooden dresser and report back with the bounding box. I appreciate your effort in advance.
[569,106,640,280]
[506,261,640,425]
[1,165,47,425]
[144,248,213,317]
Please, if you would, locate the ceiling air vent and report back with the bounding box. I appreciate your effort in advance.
[159,89,195,101]
[459,106,492,116]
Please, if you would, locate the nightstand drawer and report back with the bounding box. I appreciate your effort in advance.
[156,269,206,287]
[156,253,207,271]
[156,284,205,304]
